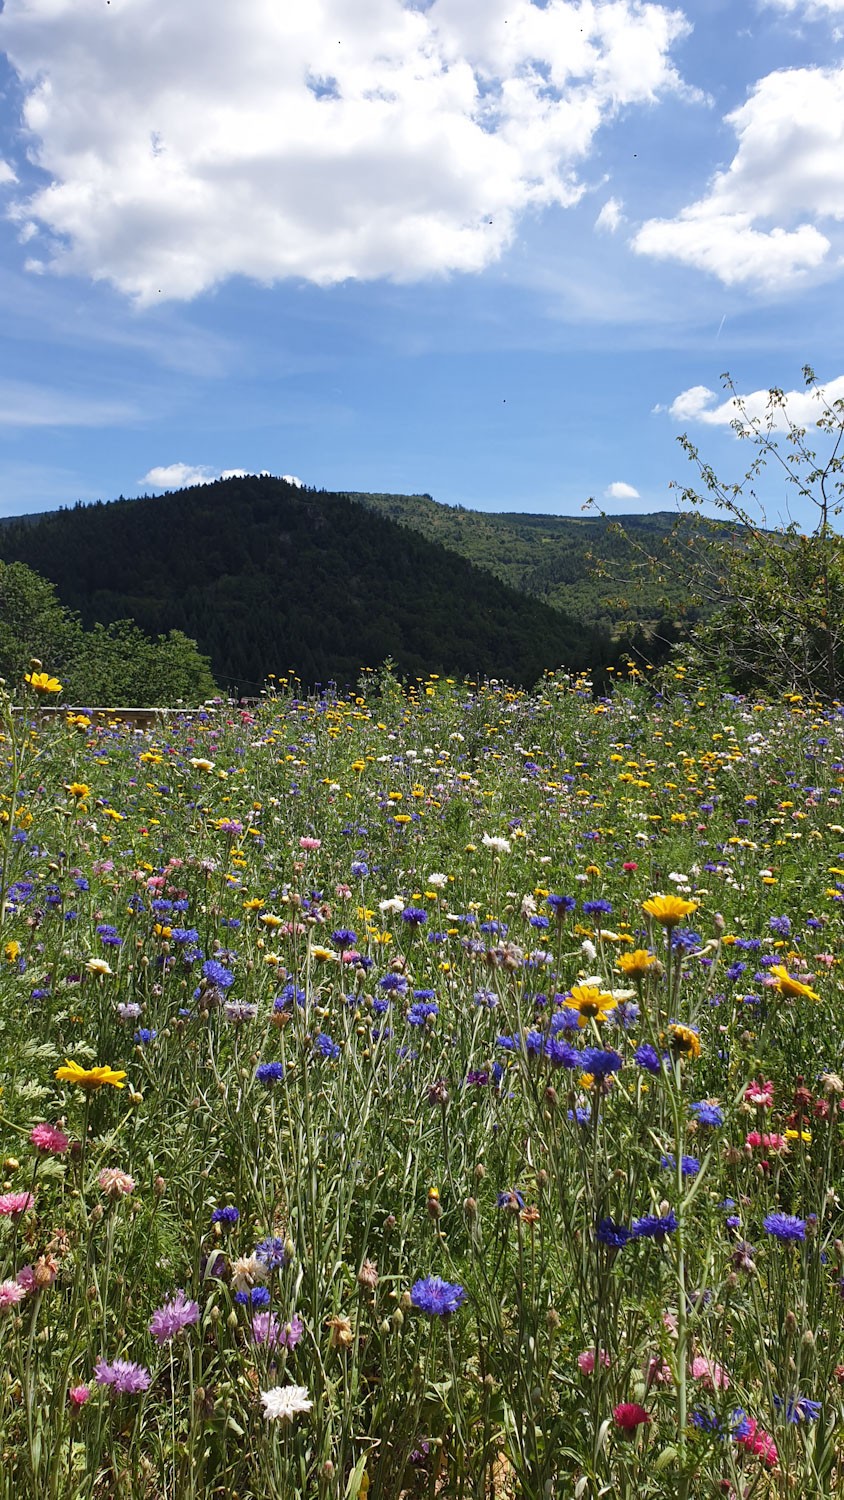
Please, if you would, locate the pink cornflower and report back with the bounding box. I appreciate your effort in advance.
[577,1349,611,1375]
[745,1079,774,1107]
[613,1402,651,1431]
[98,1169,135,1199]
[16,1266,35,1291]
[298,837,321,851]
[735,1417,778,1468]
[149,1290,199,1345]
[68,1385,90,1407]
[0,1192,34,1217]
[691,1355,730,1391]
[0,1279,26,1308]
[30,1123,70,1155]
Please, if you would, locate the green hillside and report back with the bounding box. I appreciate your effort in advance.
[350,492,707,630]
[0,476,626,692]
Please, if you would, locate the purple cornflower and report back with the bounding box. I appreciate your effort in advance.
[634,1043,662,1075]
[407,1001,439,1026]
[94,1358,151,1394]
[149,1291,200,1345]
[225,1002,257,1023]
[250,1312,304,1349]
[411,1276,467,1316]
[763,1212,806,1243]
[256,1061,284,1085]
[769,916,792,938]
[332,929,357,948]
[379,973,408,995]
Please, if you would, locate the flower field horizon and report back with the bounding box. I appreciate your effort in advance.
[1,663,843,1498]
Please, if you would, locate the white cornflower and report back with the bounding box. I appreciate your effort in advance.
[86,958,114,976]
[260,1384,313,1423]
[426,873,448,889]
[378,897,405,915]
[231,1255,267,1293]
[482,834,511,854]
[581,939,597,963]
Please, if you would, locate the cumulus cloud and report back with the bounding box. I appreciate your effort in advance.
[604,480,640,498]
[762,0,844,11]
[633,64,844,288]
[140,463,288,489]
[595,196,624,233]
[0,161,16,186]
[0,0,691,303]
[666,375,844,427]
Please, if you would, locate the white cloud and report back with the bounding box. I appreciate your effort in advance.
[633,64,844,288]
[762,0,844,11]
[604,480,640,498]
[0,380,135,427]
[0,0,691,303]
[667,374,844,427]
[595,195,624,233]
[281,474,304,488]
[0,161,16,186]
[140,463,280,489]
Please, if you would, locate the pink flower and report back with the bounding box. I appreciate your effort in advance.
[0,1192,34,1217]
[577,1349,611,1375]
[68,1385,90,1407]
[98,1169,135,1199]
[735,1417,778,1468]
[613,1402,651,1431]
[745,1079,774,1107]
[0,1279,26,1308]
[16,1266,35,1292]
[691,1355,729,1391]
[745,1131,762,1148]
[644,1355,673,1388]
[298,837,321,851]
[30,1123,70,1155]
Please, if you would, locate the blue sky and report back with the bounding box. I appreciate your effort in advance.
[1,0,844,527]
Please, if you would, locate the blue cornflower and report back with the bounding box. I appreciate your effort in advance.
[569,1106,592,1126]
[582,899,612,917]
[332,929,357,947]
[235,1286,271,1307]
[170,927,200,945]
[413,989,436,1000]
[763,1212,806,1243]
[579,1047,623,1078]
[529,914,550,930]
[774,1395,821,1423]
[134,1028,157,1045]
[401,906,427,925]
[660,1153,700,1176]
[691,1410,723,1434]
[473,987,498,1007]
[545,1038,579,1068]
[596,1218,630,1250]
[379,973,408,995]
[671,928,701,953]
[97,924,123,947]
[411,1276,467,1316]
[407,1001,439,1026]
[690,1101,724,1127]
[350,861,368,878]
[255,1236,286,1271]
[211,1205,239,1226]
[256,1061,284,1085]
[632,1211,678,1241]
[769,915,792,937]
[202,959,234,990]
[725,962,747,982]
[496,1189,525,1210]
[546,893,576,915]
[315,1033,340,1060]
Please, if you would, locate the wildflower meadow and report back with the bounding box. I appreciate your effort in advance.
[1,663,844,1498]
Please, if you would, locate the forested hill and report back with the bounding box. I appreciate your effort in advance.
[0,477,623,691]
[351,492,703,631]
